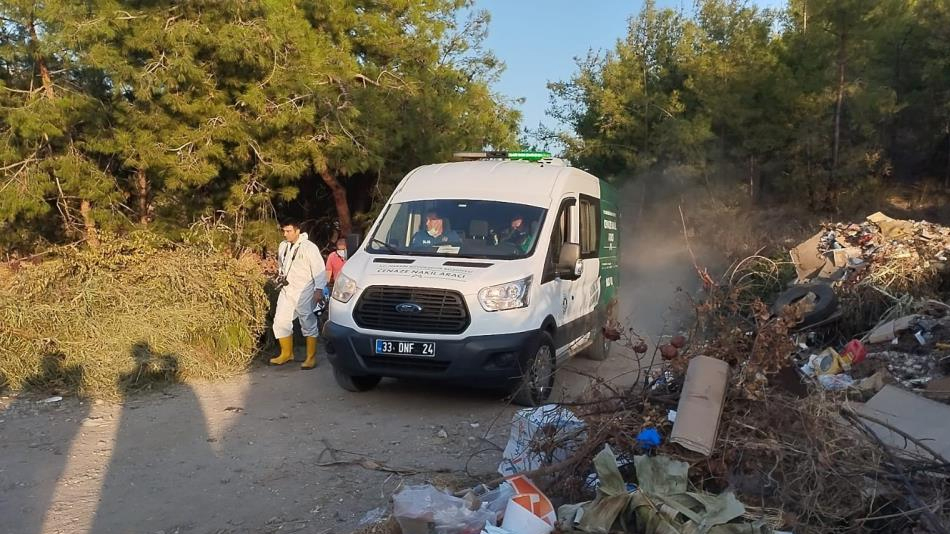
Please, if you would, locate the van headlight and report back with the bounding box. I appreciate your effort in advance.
[478,276,532,312]
[331,274,358,303]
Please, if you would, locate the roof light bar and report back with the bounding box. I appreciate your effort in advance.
[508,151,552,161]
[453,150,552,162]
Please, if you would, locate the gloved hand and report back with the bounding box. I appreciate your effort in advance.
[322,285,331,299]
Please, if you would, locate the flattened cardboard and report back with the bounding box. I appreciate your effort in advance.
[789,231,829,281]
[867,315,921,344]
[670,356,729,456]
[857,385,950,462]
[866,212,894,224]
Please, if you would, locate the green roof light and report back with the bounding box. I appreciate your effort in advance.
[453,150,552,162]
[507,151,551,161]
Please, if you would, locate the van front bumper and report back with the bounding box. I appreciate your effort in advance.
[324,321,538,388]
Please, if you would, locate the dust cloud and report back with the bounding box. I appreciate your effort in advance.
[612,167,739,344]
[556,173,727,396]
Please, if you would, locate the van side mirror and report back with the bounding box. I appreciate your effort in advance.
[556,243,582,280]
[346,232,361,258]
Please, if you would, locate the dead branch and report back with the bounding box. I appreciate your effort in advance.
[843,411,950,534]
[678,204,715,289]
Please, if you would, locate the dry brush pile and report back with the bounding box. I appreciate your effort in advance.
[0,232,270,398]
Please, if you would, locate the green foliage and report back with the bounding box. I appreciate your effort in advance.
[0,0,518,253]
[551,0,950,208]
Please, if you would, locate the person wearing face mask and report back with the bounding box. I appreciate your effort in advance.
[411,211,461,248]
[326,238,347,287]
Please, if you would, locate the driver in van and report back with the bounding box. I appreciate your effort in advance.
[499,214,532,252]
[411,211,462,248]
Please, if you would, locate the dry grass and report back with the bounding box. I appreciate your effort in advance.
[681,186,815,262]
[0,232,269,398]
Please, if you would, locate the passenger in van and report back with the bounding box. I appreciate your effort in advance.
[411,211,462,248]
[498,214,533,253]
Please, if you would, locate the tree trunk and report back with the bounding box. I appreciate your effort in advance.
[136,168,149,225]
[832,52,845,175]
[802,0,807,32]
[28,15,54,99]
[748,156,754,201]
[749,155,761,204]
[80,199,100,249]
[318,168,352,236]
[829,30,847,211]
[945,120,950,189]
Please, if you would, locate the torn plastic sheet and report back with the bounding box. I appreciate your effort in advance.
[557,446,772,534]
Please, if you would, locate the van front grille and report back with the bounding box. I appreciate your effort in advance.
[353,286,470,335]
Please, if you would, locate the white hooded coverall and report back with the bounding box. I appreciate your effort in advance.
[272,233,327,339]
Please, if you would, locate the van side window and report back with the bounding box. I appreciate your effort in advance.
[543,198,576,283]
[579,195,600,258]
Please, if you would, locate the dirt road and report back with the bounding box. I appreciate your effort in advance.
[0,354,656,534]
[0,194,706,534]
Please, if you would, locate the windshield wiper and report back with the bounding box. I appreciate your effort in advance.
[370,238,402,255]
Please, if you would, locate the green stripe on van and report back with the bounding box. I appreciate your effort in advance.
[598,180,620,312]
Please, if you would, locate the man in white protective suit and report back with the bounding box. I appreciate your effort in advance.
[270,219,327,369]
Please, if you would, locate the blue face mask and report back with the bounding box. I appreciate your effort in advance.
[337,249,347,260]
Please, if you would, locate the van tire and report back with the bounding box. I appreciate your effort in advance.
[584,328,611,361]
[333,366,381,392]
[511,332,557,407]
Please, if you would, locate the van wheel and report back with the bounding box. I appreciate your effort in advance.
[584,328,611,361]
[333,366,381,392]
[511,332,557,407]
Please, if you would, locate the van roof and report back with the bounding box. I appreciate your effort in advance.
[391,160,589,207]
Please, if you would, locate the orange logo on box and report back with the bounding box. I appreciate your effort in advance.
[506,475,555,525]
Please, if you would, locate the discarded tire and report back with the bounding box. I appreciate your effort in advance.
[771,282,838,328]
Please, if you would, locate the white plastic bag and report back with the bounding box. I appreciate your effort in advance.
[498,405,586,476]
[393,485,495,534]
[478,482,515,524]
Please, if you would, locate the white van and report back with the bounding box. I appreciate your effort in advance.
[325,152,620,405]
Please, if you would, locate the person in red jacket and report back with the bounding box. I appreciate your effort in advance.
[325,238,347,286]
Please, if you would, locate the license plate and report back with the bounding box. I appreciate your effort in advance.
[375,339,436,357]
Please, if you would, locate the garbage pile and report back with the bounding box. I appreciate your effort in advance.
[781,212,950,399]
[352,212,950,534]
[789,211,950,293]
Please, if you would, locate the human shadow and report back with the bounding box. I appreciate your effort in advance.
[0,351,91,534]
[87,342,225,534]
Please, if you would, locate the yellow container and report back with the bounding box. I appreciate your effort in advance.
[812,348,843,375]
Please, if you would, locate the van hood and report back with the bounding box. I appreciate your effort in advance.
[342,253,528,296]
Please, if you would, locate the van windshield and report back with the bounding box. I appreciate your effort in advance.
[367,199,547,259]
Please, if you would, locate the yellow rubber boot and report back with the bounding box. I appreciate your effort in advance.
[301,337,318,370]
[269,336,294,365]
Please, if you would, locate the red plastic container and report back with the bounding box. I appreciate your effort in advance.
[841,339,867,365]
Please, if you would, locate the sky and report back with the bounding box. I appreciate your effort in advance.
[470,0,786,146]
